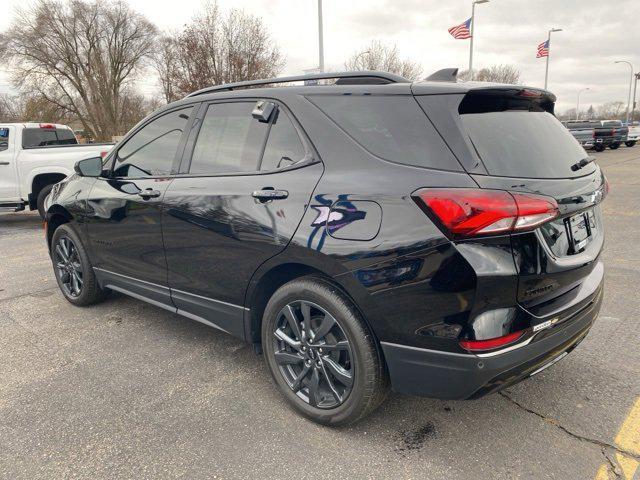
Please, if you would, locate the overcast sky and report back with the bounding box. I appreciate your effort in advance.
[1,0,639,112]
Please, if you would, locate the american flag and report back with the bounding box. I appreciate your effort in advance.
[448,18,472,40]
[537,40,549,58]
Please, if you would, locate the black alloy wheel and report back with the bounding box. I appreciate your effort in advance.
[51,223,107,306]
[272,300,353,409]
[54,236,84,297]
[262,276,388,426]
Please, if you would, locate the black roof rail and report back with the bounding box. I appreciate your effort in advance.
[425,68,459,82]
[185,70,410,97]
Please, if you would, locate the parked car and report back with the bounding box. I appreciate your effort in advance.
[625,122,639,147]
[597,120,628,150]
[44,70,606,426]
[562,120,596,149]
[0,123,113,217]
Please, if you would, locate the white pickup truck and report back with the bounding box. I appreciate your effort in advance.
[0,123,113,218]
[626,123,640,147]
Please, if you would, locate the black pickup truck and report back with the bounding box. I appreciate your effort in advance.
[594,120,628,151]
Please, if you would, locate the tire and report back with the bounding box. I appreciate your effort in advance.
[37,184,54,219]
[261,276,388,426]
[594,144,605,152]
[51,224,108,306]
[609,142,620,150]
[625,141,636,147]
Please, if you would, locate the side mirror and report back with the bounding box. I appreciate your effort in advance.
[74,156,103,177]
[252,100,276,123]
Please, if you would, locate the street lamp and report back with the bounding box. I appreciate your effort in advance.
[614,60,633,125]
[317,0,324,72]
[576,88,590,120]
[468,0,490,78]
[544,28,563,90]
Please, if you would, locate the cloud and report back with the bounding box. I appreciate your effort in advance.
[1,0,638,112]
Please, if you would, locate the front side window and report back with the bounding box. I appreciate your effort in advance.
[113,107,193,178]
[190,102,269,174]
[260,109,306,171]
[0,127,9,152]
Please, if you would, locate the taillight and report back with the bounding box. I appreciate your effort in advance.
[413,188,559,239]
[459,330,524,352]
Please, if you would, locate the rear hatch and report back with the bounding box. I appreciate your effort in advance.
[416,87,606,320]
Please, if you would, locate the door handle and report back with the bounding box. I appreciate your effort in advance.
[0,161,9,166]
[138,188,161,199]
[252,188,289,202]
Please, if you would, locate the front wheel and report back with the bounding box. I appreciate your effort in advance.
[261,276,388,426]
[610,142,620,150]
[594,144,605,152]
[625,141,636,147]
[51,224,107,306]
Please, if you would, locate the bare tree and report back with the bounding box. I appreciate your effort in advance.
[459,64,521,84]
[0,0,157,141]
[153,2,284,102]
[596,101,626,120]
[0,93,21,122]
[345,40,422,81]
[0,92,73,123]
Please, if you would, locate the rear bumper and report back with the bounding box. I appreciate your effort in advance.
[381,281,603,399]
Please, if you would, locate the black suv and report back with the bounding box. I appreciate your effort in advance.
[45,70,606,426]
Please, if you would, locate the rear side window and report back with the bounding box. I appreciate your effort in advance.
[22,128,78,148]
[190,102,269,174]
[308,95,461,171]
[458,93,593,178]
[260,109,306,171]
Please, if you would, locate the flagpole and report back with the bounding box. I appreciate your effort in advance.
[544,27,562,90]
[468,0,489,79]
[469,2,475,75]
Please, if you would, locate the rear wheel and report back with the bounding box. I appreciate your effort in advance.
[625,140,636,147]
[37,184,54,219]
[261,276,388,426]
[594,144,605,152]
[610,142,620,150]
[51,224,107,306]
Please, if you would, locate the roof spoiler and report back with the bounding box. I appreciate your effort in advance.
[425,68,459,83]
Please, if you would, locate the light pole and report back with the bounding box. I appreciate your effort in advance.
[544,28,562,90]
[614,60,633,124]
[468,0,489,79]
[576,88,590,120]
[317,0,324,72]
[632,73,640,124]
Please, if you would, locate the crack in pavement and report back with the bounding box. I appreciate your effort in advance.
[0,287,58,305]
[499,391,640,468]
[601,447,623,479]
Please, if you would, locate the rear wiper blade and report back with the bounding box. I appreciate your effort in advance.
[571,156,596,171]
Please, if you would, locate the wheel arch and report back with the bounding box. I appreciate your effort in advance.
[29,172,68,209]
[244,256,382,350]
[45,205,73,251]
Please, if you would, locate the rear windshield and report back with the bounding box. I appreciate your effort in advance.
[459,95,593,178]
[308,95,461,171]
[22,128,78,148]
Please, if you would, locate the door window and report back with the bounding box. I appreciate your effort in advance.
[190,102,269,174]
[259,109,306,171]
[0,128,9,152]
[113,107,193,178]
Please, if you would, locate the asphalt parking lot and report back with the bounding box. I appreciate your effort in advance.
[1,148,639,479]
